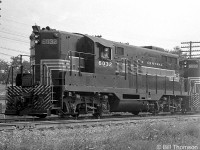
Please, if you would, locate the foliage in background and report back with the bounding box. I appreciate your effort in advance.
[171,46,187,59]
[0,60,9,84]
[0,56,30,84]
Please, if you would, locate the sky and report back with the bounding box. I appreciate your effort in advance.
[0,0,200,62]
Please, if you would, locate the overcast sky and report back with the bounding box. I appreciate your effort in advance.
[0,0,200,61]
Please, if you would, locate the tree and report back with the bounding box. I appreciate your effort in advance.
[10,56,30,72]
[171,46,187,59]
[0,59,9,84]
[7,56,31,84]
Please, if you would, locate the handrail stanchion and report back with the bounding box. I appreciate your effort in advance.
[32,65,35,85]
[156,74,158,94]
[6,66,11,86]
[70,51,72,76]
[125,59,127,80]
[11,66,13,88]
[42,64,45,85]
[146,74,148,94]
[173,77,175,95]
[136,72,138,93]
[61,67,65,109]
[79,52,81,76]
[180,77,182,95]
[165,76,167,94]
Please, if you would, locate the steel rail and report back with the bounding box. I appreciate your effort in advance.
[0,113,200,131]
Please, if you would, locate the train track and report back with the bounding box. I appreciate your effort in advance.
[0,112,185,123]
[0,113,200,131]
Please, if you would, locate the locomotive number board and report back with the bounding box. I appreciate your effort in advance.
[99,61,112,67]
[42,39,58,44]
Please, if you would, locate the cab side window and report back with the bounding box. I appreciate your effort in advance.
[115,47,124,56]
[99,46,111,60]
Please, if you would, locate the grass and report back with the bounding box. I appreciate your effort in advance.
[0,117,199,150]
[0,84,199,149]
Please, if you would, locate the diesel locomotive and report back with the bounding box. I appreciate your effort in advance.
[179,58,200,111]
[4,25,200,118]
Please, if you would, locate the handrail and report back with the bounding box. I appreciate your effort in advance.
[68,51,95,76]
[30,64,50,85]
[125,59,127,80]
[70,51,72,76]
[68,50,95,56]
[146,74,148,94]
[136,72,138,93]
[5,65,18,87]
[156,75,158,94]
[5,66,11,86]
[78,53,81,76]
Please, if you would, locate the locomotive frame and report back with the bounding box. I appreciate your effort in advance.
[4,25,200,118]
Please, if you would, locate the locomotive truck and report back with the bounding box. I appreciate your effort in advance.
[4,25,200,118]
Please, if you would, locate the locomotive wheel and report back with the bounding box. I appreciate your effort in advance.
[71,114,79,118]
[181,109,187,114]
[93,112,102,119]
[151,111,158,115]
[170,110,175,115]
[132,111,139,115]
[92,113,97,117]
[36,114,47,118]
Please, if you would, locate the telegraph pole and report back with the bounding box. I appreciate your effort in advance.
[0,0,1,18]
[181,41,200,58]
[0,0,1,26]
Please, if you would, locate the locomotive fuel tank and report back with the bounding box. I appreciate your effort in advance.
[109,99,149,113]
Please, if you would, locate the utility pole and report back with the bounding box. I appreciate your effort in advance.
[0,0,1,18]
[181,41,200,58]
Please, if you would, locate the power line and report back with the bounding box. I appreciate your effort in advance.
[2,13,180,48]
[0,35,29,44]
[181,50,200,52]
[181,41,200,58]
[0,18,31,33]
[0,21,30,33]
[0,30,28,38]
[1,17,31,27]
[0,52,13,57]
[0,46,29,54]
[0,27,30,37]
[181,41,200,44]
